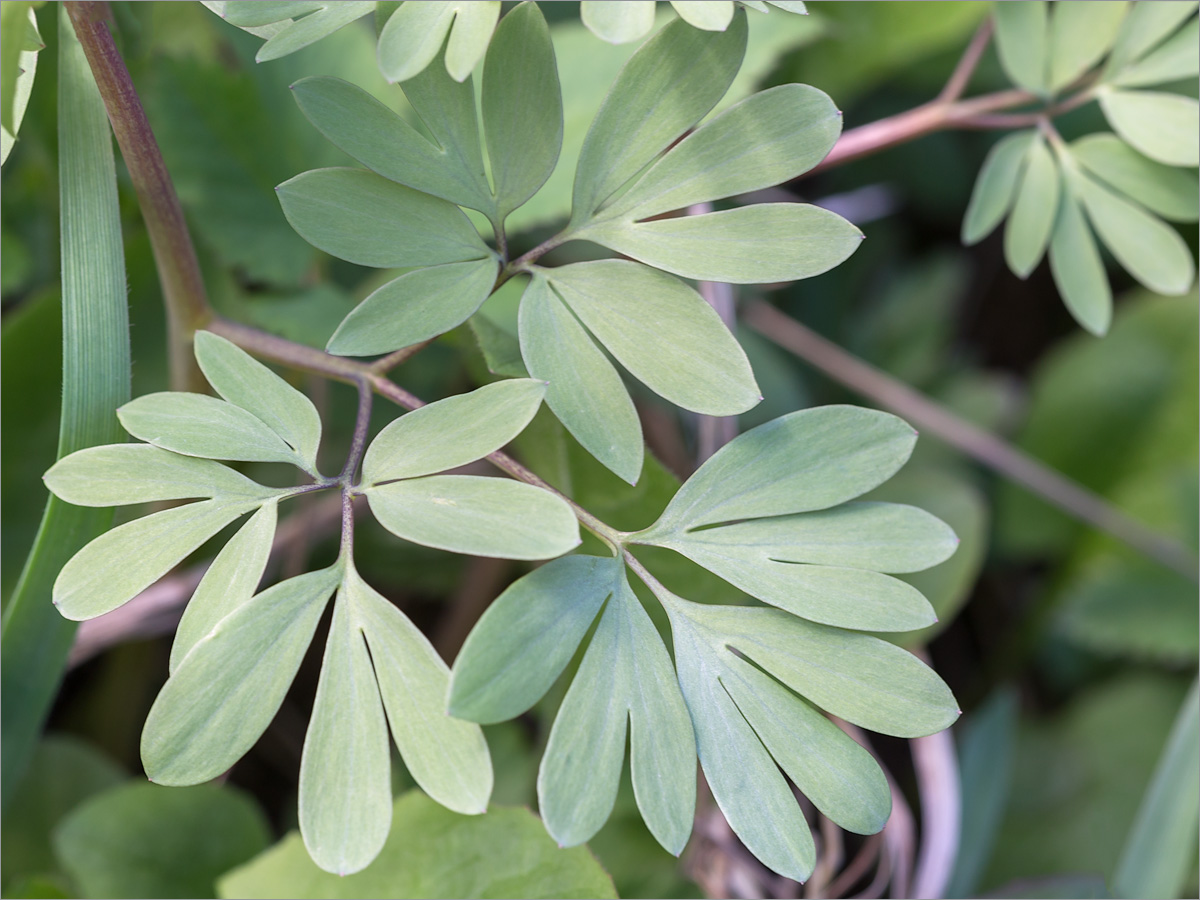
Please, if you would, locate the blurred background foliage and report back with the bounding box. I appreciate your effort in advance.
[1,2,1196,898]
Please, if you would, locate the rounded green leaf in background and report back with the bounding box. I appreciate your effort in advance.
[579,0,656,44]
[962,130,1036,245]
[1004,135,1060,279]
[1070,133,1199,223]
[992,0,1048,95]
[1100,88,1200,167]
[1049,181,1113,336]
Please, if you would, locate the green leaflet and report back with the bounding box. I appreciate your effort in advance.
[252,2,376,63]
[118,392,309,468]
[290,76,489,213]
[1046,1,1128,92]
[354,573,492,815]
[362,379,547,485]
[643,502,953,631]
[1,6,131,812]
[142,567,341,785]
[597,84,840,222]
[194,332,323,474]
[221,2,326,28]
[1099,88,1200,167]
[328,259,499,357]
[670,1,735,30]
[1070,133,1199,223]
[1004,134,1060,279]
[483,2,562,220]
[518,275,644,485]
[449,555,620,723]
[170,501,278,673]
[377,2,500,84]
[53,500,260,621]
[44,444,268,507]
[538,567,696,855]
[366,474,580,560]
[0,4,40,165]
[582,203,863,284]
[992,0,1048,95]
[579,0,656,44]
[545,260,760,415]
[643,405,918,534]
[1048,179,1112,337]
[1113,17,1199,88]
[1075,168,1195,296]
[571,11,747,225]
[1112,679,1200,899]
[665,600,960,739]
[299,591,391,876]
[276,168,492,268]
[1104,0,1198,75]
[962,130,1036,245]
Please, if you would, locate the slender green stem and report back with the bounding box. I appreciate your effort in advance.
[64,0,211,391]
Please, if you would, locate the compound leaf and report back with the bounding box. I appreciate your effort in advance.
[327,258,499,357]
[142,567,341,784]
[644,405,917,534]
[194,331,322,474]
[993,0,1048,94]
[1070,133,1199,222]
[1105,0,1197,74]
[118,392,306,468]
[276,168,492,268]
[366,474,580,560]
[170,501,278,673]
[1113,17,1199,88]
[355,573,493,815]
[600,84,841,222]
[962,130,1036,245]
[1004,134,1060,279]
[583,203,862,284]
[1047,1,1128,92]
[449,555,620,723]
[546,260,759,415]
[482,2,562,219]
[1099,88,1200,167]
[571,11,747,225]
[362,379,547,485]
[299,591,391,876]
[579,0,656,44]
[1076,169,1195,295]
[44,444,270,507]
[53,500,257,621]
[518,275,643,485]
[1048,179,1112,336]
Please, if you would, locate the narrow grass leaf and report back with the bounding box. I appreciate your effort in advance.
[579,0,656,44]
[601,84,841,222]
[449,556,619,723]
[362,379,547,485]
[1048,180,1112,336]
[195,331,322,474]
[962,130,1035,245]
[1004,135,1060,278]
[482,2,562,219]
[1047,1,1128,92]
[366,474,580,560]
[644,405,918,534]
[670,1,735,31]
[299,594,391,876]
[585,203,862,284]
[1076,169,1195,295]
[54,500,256,621]
[276,168,492,268]
[571,12,746,224]
[376,1,456,83]
[1113,17,1200,88]
[993,0,1048,94]
[721,660,891,834]
[443,2,500,83]
[327,258,498,357]
[255,3,375,62]
[518,275,643,485]
[547,260,759,415]
[45,444,270,507]
[1100,88,1200,167]
[1105,1,1197,74]
[119,392,305,467]
[355,573,493,815]
[170,501,277,673]
[1070,133,1199,222]
[142,568,340,784]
